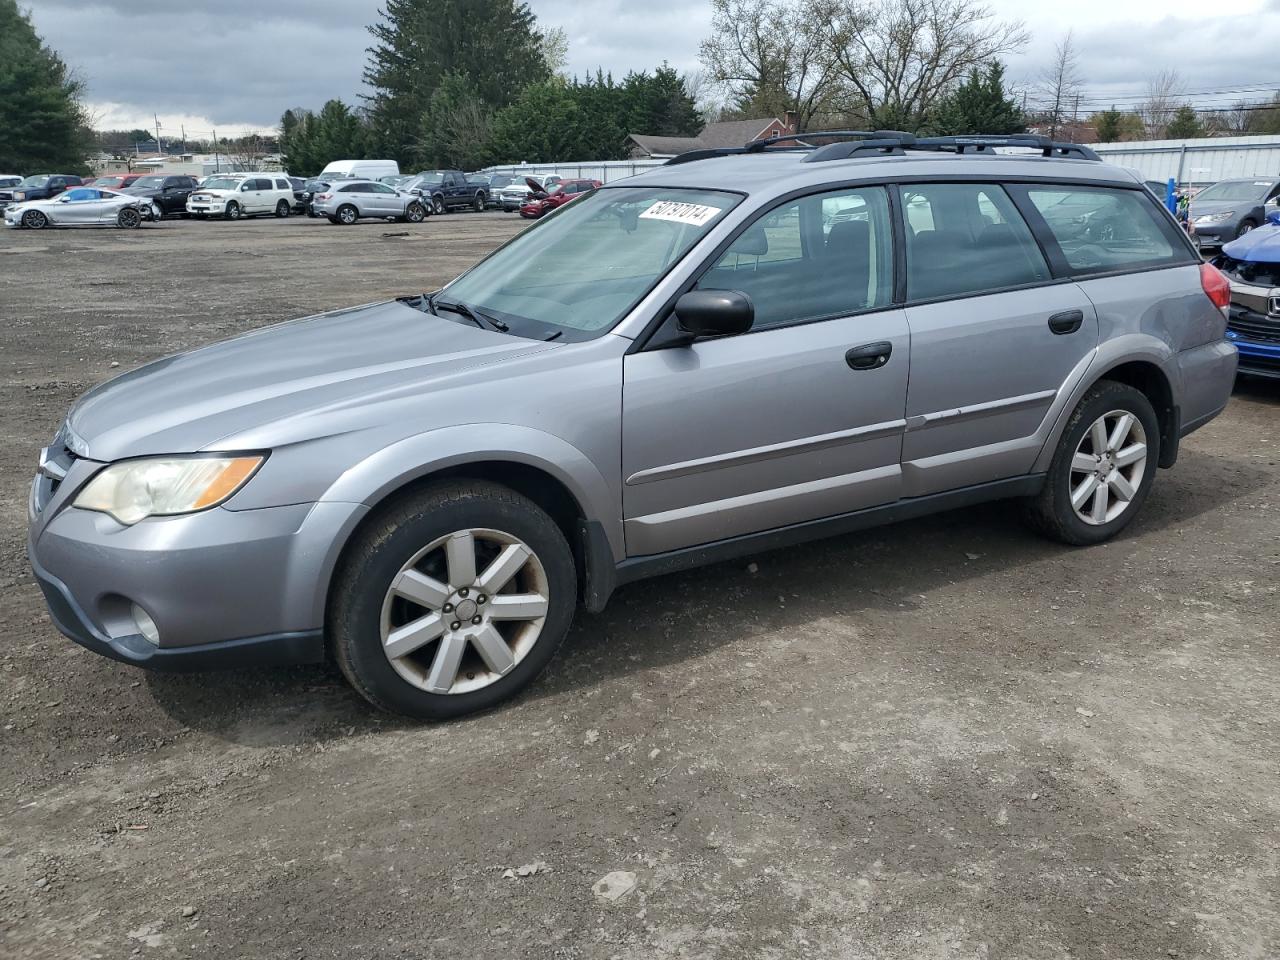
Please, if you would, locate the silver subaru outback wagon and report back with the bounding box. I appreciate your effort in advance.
[28,132,1237,718]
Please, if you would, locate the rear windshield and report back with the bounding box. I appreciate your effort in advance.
[1020,186,1193,274]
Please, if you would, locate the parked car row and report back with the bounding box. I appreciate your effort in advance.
[3,186,159,230]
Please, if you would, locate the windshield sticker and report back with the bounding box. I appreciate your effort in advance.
[639,200,722,226]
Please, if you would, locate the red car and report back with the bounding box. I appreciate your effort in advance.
[86,174,145,191]
[518,178,601,219]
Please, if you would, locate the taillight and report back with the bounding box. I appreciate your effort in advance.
[316,193,331,201]
[1200,262,1231,311]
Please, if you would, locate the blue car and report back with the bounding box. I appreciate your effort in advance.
[1214,210,1280,378]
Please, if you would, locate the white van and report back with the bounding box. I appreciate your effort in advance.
[319,159,400,181]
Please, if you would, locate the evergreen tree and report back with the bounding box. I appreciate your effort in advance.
[1165,104,1204,139]
[0,0,93,173]
[279,100,368,176]
[416,73,494,170]
[1093,107,1122,143]
[487,81,582,163]
[931,62,1024,136]
[364,0,549,162]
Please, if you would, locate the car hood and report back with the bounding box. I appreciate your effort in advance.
[124,187,162,197]
[67,299,558,461]
[1223,223,1280,262]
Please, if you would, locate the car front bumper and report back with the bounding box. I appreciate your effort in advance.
[28,472,367,670]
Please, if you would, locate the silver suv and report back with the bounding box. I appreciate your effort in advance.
[311,180,427,225]
[28,133,1237,719]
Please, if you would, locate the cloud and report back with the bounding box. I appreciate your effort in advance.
[22,0,1280,133]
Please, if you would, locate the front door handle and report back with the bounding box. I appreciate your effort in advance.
[1048,309,1084,335]
[846,341,892,370]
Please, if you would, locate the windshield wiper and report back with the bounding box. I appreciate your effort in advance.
[428,294,509,332]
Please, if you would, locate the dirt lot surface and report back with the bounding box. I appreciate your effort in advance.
[1,214,1278,960]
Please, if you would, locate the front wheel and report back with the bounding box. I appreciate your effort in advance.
[431,194,447,216]
[405,201,426,223]
[275,200,290,218]
[473,192,486,212]
[329,481,576,719]
[1236,219,1257,239]
[21,210,48,229]
[1023,380,1159,545]
[117,207,141,229]
[224,201,241,221]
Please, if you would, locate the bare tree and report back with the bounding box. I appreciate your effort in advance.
[812,0,1028,130]
[1039,31,1082,140]
[699,0,840,130]
[1139,69,1184,139]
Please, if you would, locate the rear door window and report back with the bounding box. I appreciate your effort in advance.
[698,186,894,329]
[897,183,1050,301]
[1018,186,1191,274]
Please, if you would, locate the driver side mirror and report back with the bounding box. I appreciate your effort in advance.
[673,290,754,339]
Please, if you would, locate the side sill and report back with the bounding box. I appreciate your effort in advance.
[613,474,1046,589]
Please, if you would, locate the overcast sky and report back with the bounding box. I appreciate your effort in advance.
[22,0,1280,139]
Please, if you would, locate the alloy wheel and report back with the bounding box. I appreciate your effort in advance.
[1069,410,1148,525]
[339,206,357,224]
[118,207,141,229]
[22,210,47,229]
[379,528,550,695]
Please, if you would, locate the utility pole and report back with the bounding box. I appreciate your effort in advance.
[214,128,219,172]
[154,113,163,155]
[181,124,187,153]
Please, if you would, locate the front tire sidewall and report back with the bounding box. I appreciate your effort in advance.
[22,210,48,229]
[225,202,241,221]
[1033,381,1160,545]
[330,483,576,719]
[405,202,425,223]
[432,195,447,216]
[117,208,141,229]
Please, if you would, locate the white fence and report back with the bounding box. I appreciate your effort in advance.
[1086,135,1280,187]
[481,159,665,184]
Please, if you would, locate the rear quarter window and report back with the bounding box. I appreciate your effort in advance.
[1019,185,1194,275]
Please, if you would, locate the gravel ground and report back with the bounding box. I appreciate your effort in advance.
[1,213,1278,960]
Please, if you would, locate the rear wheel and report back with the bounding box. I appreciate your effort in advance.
[21,210,48,229]
[224,201,241,221]
[337,204,359,225]
[116,207,141,229]
[1024,380,1159,545]
[275,199,290,218]
[329,481,576,719]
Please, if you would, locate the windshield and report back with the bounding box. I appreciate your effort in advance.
[441,187,740,341]
[1195,180,1272,203]
[414,172,444,184]
[19,176,50,187]
[200,177,242,191]
[489,175,518,189]
[131,176,166,188]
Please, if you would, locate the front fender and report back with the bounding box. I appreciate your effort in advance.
[319,422,624,562]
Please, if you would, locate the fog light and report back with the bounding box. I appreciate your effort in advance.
[131,603,160,646]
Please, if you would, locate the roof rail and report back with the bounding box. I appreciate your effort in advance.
[911,135,1101,161]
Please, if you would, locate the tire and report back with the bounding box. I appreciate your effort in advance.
[431,194,447,216]
[329,481,577,719]
[275,200,290,218]
[1236,219,1257,239]
[224,201,241,221]
[1023,380,1160,546]
[21,210,48,229]
[336,204,359,225]
[473,192,486,212]
[116,207,141,229]
[405,201,426,224]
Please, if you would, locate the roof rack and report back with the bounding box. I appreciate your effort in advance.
[911,134,1101,161]
[666,129,1101,166]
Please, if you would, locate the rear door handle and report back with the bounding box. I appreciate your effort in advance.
[1048,309,1084,335]
[846,341,892,370]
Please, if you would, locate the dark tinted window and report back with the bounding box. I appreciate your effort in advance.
[339,183,364,193]
[699,186,894,329]
[1023,186,1188,274]
[898,183,1049,300]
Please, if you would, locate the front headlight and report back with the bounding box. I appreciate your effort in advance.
[1195,210,1234,224]
[74,455,264,525]
[14,191,26,200]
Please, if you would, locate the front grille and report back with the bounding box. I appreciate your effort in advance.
[1237,352,1280,374]
[1227,309,1280,343]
